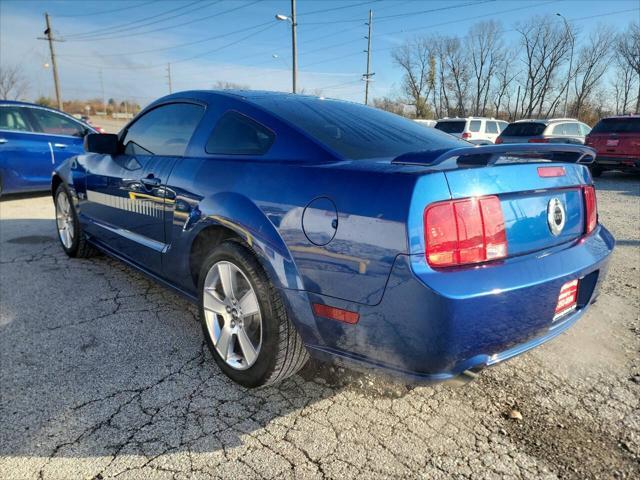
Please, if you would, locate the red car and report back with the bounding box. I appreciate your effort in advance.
[585,115,640,176]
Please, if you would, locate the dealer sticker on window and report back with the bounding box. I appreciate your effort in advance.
[553,279,579,321]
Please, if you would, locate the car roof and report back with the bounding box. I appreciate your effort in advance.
[599,114,640,120]
[513,118,581,125]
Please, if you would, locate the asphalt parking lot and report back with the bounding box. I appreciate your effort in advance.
[0,173,638,479]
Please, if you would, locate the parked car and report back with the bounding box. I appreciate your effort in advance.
[414,119,437,128]
[585,115,640,176]
[52,91,613,388]
[434,117,508,144]
[0,101,96,195]
[496,118,591,145]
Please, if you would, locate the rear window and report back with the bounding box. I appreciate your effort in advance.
[435,121,466,134]
[251,97,463,160]
[591,118,640,134]
[501,122,546,137]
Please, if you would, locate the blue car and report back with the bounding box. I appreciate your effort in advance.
[51,91,614,387]
[0,101,96,195]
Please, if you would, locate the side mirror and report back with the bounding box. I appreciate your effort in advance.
[84,133,119,155]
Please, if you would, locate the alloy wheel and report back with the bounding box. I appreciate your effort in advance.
[202,260,263,370]
[55,191,74,249]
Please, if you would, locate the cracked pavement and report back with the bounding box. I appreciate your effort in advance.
[1,173,638,479]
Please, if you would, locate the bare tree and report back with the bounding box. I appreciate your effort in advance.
[0,64,29,100]
[467,20,504,116]
[441,36,470,117]
[516,17,572,118]
[372,96,406,116]
[212,81,250,90]
[616,23,640,113]
[571,26,614,117]
[493,57,518,118]
[392,38,435,118]
[612,52,636,114]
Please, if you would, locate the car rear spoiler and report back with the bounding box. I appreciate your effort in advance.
[392,144,596,168]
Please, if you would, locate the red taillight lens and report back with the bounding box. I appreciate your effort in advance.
[528,138,549,143]
[583,185,597,234]
[495,137,503,144]
[462,132,472,139]
[424,196,507,268]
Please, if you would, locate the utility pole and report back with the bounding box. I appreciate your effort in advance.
[39,13,63,111]
[291,0,297,94]
[363,10,374,105]
[166,63,173,94]
[99,69,106,114]
[557,13,574,118]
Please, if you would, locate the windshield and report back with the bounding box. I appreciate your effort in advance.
[501,122,547,137]
[591,118,640,134]
[250,96,464,160]
[435,121,466,134]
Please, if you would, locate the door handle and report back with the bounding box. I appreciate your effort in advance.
[140,176,161,188]
[0,138,7,144]
[53,143,67,148]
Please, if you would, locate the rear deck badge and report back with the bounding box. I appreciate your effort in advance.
[547,198,566,236]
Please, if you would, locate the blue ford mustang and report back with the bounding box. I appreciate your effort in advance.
[51,90,614,387]
[0,101,96,195]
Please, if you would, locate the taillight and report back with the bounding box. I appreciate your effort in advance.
[462,132,472,139]
[495,137,503,144]
[424,196,507,268]
[528,138,549,143]
[585,135,593,146]
[583,185,597,234]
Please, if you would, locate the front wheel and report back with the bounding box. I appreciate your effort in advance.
[54,184,96,258]
[198,241,308,387]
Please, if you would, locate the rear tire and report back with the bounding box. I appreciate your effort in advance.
[198,241,308,388]
[54,184,97,258]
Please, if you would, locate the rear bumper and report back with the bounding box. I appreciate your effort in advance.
[298,225,614,383]
[594,156,640,172]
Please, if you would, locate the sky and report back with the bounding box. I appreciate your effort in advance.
[1,0,639,108]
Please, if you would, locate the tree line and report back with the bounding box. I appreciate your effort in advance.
[380,17,639,125]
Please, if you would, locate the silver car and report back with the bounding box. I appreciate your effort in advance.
[496,118,591,145]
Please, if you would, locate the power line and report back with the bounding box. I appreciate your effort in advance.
[63,22,277,71]
[64,0,259,42]
[63,0,208,40]
[298,0,381,17]
[54,0,157,18]
[59,20,275,58]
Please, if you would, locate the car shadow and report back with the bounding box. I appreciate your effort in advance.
[594,171,640,197]
[0,218,417,465]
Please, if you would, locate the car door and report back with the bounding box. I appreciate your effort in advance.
[82,101,205,273]
[23,106,89,180]
[0,105,56,194]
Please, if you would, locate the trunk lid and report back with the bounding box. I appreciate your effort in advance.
[443,163,590,256]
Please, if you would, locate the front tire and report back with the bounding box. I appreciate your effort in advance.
[198,241,308,387]
[54,184,96,258]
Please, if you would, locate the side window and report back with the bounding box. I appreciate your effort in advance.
[122,103,204,156]
[563,123,580,136]
[498,121,508,132]
[552,123,567,135]
[580,123,591,135]
[485,121,498,134]
[0,106,31,132]
[28,108,85,136]
[206,111,275,155]
[469,120,481,132]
